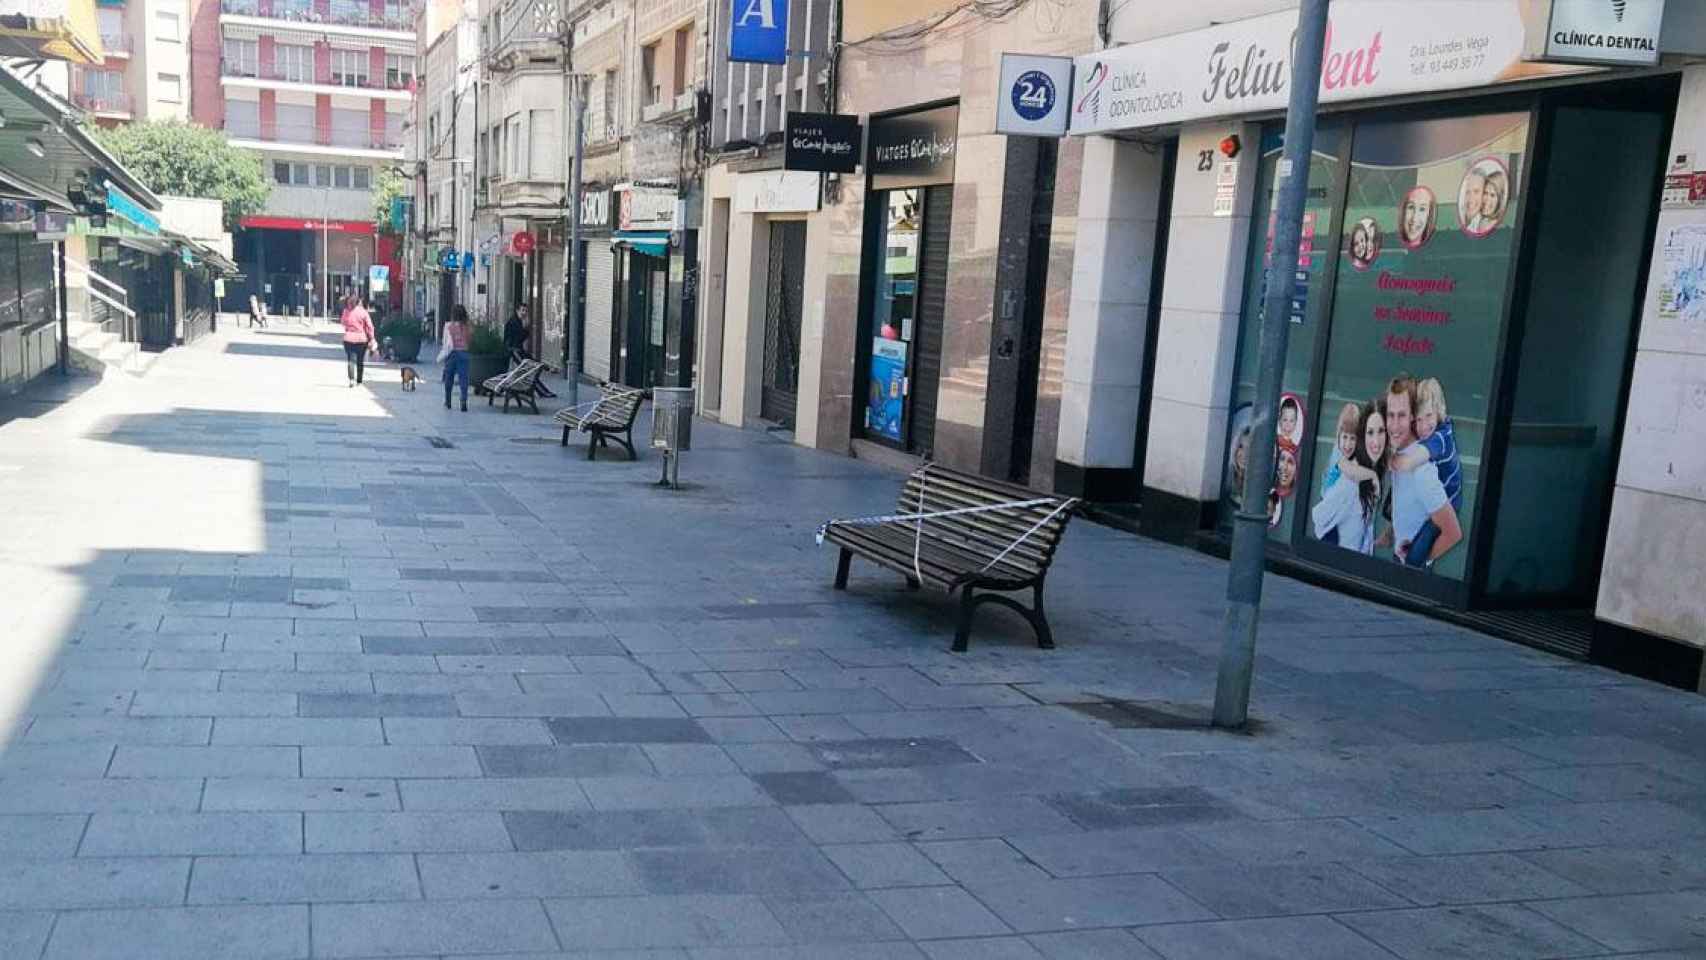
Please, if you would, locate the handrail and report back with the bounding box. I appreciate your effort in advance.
[86,285,137,320]
[65,258,127,298]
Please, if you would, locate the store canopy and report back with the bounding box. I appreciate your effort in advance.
[612,231,669,257]
[0,0,103,65]
[0,60,161,215]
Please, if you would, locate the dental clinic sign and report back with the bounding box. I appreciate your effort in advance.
[1527,0,1664,66]
[729,0,788,65]
[1071,1,1585,136]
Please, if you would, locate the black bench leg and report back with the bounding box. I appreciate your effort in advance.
[613,430,637,461]
[502,393,511,413]
[561,425,570,446]
[952,587,977,653]
[833,549,852,590]
[1032,581,1055,650]
[526,393,539,414]
[585,431,599,460]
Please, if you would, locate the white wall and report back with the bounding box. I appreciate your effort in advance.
[1597,64,1706,653]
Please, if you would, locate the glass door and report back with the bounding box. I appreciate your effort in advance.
[864,189,922,447]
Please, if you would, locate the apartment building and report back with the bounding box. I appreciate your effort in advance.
[71,0,193,126]
[196,0,418,313]
[412,4,475,325]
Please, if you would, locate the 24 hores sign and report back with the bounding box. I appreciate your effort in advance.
[1526,0,1665,66]
[1070,1,1586,136]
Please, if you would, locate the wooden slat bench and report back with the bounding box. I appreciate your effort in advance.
[553,385,645,460]
[490,361,545,413]
[479,359,538,399]
[820,463,1078,651]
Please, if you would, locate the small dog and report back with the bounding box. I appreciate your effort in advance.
[399,367,419,391]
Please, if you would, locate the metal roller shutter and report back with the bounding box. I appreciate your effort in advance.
[910,185,953,457]
[583,241,614,381]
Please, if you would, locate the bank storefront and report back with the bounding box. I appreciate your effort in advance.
[1070,1,1703,668]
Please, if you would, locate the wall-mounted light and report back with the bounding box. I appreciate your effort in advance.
[1218,134,1242,159]
[24,138,45,159]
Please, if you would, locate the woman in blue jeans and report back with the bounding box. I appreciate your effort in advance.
[438,305,472,411]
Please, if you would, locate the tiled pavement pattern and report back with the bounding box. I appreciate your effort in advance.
[2,325,1706,959]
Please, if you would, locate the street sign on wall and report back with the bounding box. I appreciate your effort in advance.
[996,53,1073,137]
[729,0,788,64]
[1525,0,1665,65]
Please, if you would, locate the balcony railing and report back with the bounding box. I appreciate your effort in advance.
[220,0,416,32]
[220,59,415,92]
[223,120,404,152]
[99,33,132,55]
[71,90,133,115]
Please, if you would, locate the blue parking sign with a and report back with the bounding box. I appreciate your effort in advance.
[995,53,1073,137]
[729,0,788,65]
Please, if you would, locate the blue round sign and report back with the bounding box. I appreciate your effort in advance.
[1011,69,1056,123]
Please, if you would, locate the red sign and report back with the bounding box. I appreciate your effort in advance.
[239,216,376,234]
[511,231,536,255]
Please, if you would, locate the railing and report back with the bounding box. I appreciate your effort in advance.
[65,255,139,344]
[222,120,404,152]
[99,33,132,54]
[219,60,415,92]
[220,0,416,32]
[71,90,132,115]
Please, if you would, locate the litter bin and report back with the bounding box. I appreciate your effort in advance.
[651,386,695,488]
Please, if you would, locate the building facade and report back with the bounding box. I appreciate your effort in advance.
[72,0,193,126]
[1053,0,1706,681]
[411,2,475,324]
[197,0,418,314]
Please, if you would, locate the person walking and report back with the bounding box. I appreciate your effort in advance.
[438,304,472,412]
[248,293,267,329]
[340,292,376,386]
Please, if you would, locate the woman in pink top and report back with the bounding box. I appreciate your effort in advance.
[438,304,472,411]
[340,293,376,386]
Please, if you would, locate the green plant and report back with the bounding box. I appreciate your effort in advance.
[93,121,270,231]
[372,168,408,234]
[469,325,506,355]
[379,314,422,341]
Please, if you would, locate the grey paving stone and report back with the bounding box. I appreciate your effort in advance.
[753,771,858,806]
[312,899,560,957]
[1160,862,1411,918]
[1190,817,1412,863]
[456,692,612,717]
[299,693,458,717]
[1134,916,1397,960]
[0,742,115,778]
[109,745,299,778]
[363,635,498,654]
[220,671,375,693]
[25,716,211,744]
[673,692,763,717]
[504,806,807,851]
[765,891,906,943]
[643,744,740,776]
[397,777,589,811]
[1526,891,1706,953]
[0,912,52,960]
[19,689,133,717]
[916,839,1056,884]
[296,653,440,673]
[148,651,296,671]
[381,717,554,744]
[786,804,902,844]
[1518,845,1706,895]
[750,690,903,715]
[57,667,221,691]
[725,742,826,773]
[546,716,713,744]
[1045,786,1239,829]
[0,777,203,813]
[477,744,655,778]
[202,778,399,811]
[1337,904,1610,960]
[44,904,309,960]
[212,717,385,745]
[418,849,643,898]
[305,811,514,852]
[544,894,791,950]
[876,798,1081,841]
[579,774,774,810]
[1507,762,1706,802]
[605,693,692,717]
[522,674,666,696]
[130,691,297,717]
[690,946,926,960]
[0,856,189,909]
[809,738,981,770]
[189,853,421,904]
[301,745,482,778]
[0,813,89,856]
[1026,929,1165,960]
[920,937,1047,960]
[81,812,302,856]
[1007,825,1231,878]
[974,874,1215,932]
[866,885,1011,940]
[824,842,953,888]
[630,846,851,895]
[374,672,525,695]
[1346,853,1592,906]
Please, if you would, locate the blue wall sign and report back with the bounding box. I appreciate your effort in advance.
[1011,70,1056,122]
[439,248,460,271]
[729,0,788,65]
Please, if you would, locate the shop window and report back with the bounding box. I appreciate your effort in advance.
[315,165,332,187]
[334,166,351,189]
[274,162,291,185]
[866,189,920,443]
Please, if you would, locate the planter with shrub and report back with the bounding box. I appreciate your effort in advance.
[469,325,508,391]
[379,314,424,362]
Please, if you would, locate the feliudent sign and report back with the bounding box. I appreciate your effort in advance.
[1071,1,1586,136]
[1528,0,1665,66]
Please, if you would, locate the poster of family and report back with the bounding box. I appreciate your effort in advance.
[1226,112,1528,581]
